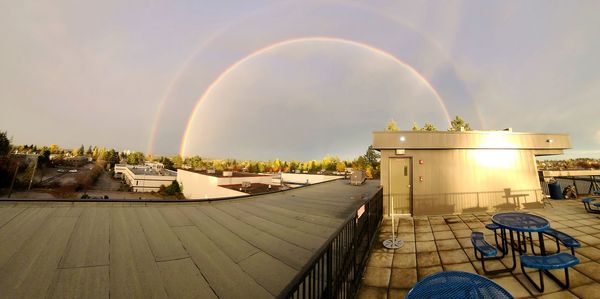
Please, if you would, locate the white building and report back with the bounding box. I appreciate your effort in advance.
[114,162,177,192]
[177,169,273,199]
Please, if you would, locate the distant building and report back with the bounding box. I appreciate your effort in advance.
[114,162,177,192]
[372,130,571,216]
[177,169,274,199]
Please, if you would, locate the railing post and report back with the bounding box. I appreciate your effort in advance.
[325,245,333,299]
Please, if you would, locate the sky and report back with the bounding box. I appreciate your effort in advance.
[1,0,599,160]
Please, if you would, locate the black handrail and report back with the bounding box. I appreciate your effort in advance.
[278,187,383,299]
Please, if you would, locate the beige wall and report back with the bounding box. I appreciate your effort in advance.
[381,149,544,216]
[177,170,247,199]
[118,166,177,192]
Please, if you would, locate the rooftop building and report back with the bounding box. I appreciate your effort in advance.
[372,130,571,216]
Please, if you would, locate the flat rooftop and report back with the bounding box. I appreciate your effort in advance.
[129,167,176,177]
[0,179,381,298]
[181,169,271,178]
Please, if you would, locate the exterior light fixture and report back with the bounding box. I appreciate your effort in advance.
[400,136,406,142]
[546,139,554,143]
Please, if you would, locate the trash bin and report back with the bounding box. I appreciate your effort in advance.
[548,181,564,199]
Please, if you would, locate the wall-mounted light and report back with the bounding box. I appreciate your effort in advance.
[419,176,424,182]
[419,160,424,165]
[546,139,554,143]
[400,136,406,142]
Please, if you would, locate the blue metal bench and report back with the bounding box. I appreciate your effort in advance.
[542,228,580,255]
[520,253,579,292]
[471,232,506,274]
[582,198,600,214]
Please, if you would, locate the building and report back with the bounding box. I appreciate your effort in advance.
[114,162,177,192]
[372,129,571,216]
[177,169,274,199]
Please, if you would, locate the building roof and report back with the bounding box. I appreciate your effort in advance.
[372,130,571,151]
[219,183,285,195]
[125,165,177,177]
[181,169,270,178]
[0,180,381,298]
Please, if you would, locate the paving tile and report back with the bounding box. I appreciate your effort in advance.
[570,283,600,299]
[356,286,387,299]
[574,226,600,235]
[492,276,532,298]
[457,237,474,249]
[367,252,394,268]
[397,232,415,242]
[573,262,600,281]
[362,267,391,288]
[577,234,600,246]
[543,267,594,288]
[392,253,416,269]
[417,266,443,280]
[395,241,416,254]
[443,262,477,274]
[388,288,408,298]
[452,229,473,238]
[389,268,417,289]
[432,230,455,240]
[416,251,440,267]
[435,239,461,251]
[438,249,469,265]
[449,223,469,230]
[515,272,563,297]
[414,232,434,242]
[430,224,450,231]
[536,290,579,299]
[415,241,437,252]
[414,226,432,233]
[577,246,600,260]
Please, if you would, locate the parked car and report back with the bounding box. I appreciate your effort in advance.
[68,169,78,173]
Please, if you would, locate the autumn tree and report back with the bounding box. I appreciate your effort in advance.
[386,119,400,132]
[448,116,472,131]
[421,122,437,131]
[411,122,419,131]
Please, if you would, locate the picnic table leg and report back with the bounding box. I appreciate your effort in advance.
[507,230,517,271]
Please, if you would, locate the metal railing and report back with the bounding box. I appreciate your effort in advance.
[541,176,600,196]
[279,188,383,299]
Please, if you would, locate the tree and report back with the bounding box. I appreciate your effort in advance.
[77,144,85,156]
[411,122,419,131]
[364,145,380,168]
[171,155,183,168]
[335,161,346,172]
[386,119,400,132]
[86,146,93,156]
[0,131,10,156]
[49,144,60,154]
[127,151,145,165]
[448,116,472,131]
[421,122,437,131]
[156,156,174,170]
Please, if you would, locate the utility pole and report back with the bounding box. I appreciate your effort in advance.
[7,160,20,198]
[28,157,38,190]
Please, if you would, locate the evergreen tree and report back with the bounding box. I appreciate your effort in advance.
[386,119,400,132]
[448,116,472,131]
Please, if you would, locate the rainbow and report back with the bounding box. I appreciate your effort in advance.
[179,36,452,157]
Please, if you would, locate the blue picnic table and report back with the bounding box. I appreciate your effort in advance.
[491,212,550,271]
[405,271,513,299]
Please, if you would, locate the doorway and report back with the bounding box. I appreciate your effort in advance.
[389,158,412,215]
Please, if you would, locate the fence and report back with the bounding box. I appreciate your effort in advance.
[279,188,383,299]
[540,176,600,196]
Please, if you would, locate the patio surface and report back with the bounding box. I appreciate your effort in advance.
[359,198,600,299]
